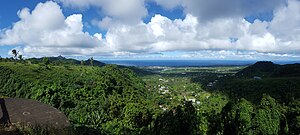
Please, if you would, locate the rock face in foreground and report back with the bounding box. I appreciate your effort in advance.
[0,98,69,127]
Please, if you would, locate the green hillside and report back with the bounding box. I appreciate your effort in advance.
[217,62,300,103]
[0,59,209,135]
[272,64,300,77]
[0,59,300,135]
[0,61,154,134]
[235,61,279,78]
[27,56,105,67]
[235,61,300,78]
[214,62,300,135]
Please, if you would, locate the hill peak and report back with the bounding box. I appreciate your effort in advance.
[235,61,279,78]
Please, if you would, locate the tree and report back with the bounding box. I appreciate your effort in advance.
[253,95,286,135]
[11,49,18,59]
[123,103,152,128]
[221,99,254,135]
[90,57,94,66]
[43,57,50,65]
[18,55,23,60]
[154,101,197,135]
[286,100,300,135]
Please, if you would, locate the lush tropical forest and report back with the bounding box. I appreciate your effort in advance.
[0,56,300,135]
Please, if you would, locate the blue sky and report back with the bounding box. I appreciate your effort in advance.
[0,0,300,60]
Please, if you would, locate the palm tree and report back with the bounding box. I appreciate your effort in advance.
[11,49,18,59]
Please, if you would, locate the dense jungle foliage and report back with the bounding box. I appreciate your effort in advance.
[0,57,299,135]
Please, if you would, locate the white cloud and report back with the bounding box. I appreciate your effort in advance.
[269,0,300,52]
[102,0,300,55]
[179,50,300,60]
[0,1,104,56]
[101,15,245,52]
[0,2,65,45]
[237,0,300,54]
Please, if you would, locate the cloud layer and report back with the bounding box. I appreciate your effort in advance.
[0,1,104,56]
[0,0,300,59]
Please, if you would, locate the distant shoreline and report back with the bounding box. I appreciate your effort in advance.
[101,60,300,67]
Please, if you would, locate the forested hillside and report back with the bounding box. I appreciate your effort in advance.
[236,61,300,78]
[0,58,299,134]
[0,58,202,134]
[216,61,300,135]
[0,60,154,134]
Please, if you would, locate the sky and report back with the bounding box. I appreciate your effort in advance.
[0,0,300,60]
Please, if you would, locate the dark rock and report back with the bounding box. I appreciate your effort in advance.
[0,98,70,128]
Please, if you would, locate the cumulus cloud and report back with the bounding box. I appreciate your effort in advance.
[236,0,300,54]
[101,0,300,55]
[0,1,104,56]
[110,17,237,53]
[269,0,300,44]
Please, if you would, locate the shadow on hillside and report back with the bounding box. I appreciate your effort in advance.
[0,98,10,125]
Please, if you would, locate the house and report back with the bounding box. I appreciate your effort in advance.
[188,98,196,103]
[207,82,213,87]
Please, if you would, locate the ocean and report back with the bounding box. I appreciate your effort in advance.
[101,60,300,67]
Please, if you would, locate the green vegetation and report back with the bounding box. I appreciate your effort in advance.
[217,61,300,135]
[0,57,299,135]
[0,61,151,134]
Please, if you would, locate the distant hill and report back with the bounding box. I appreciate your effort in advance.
[117,65,155,76]
[235,61,300,78]
[217,61,300,104]
[26,56,154,76]
[272,63,300,77]
[27,56,106,67]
